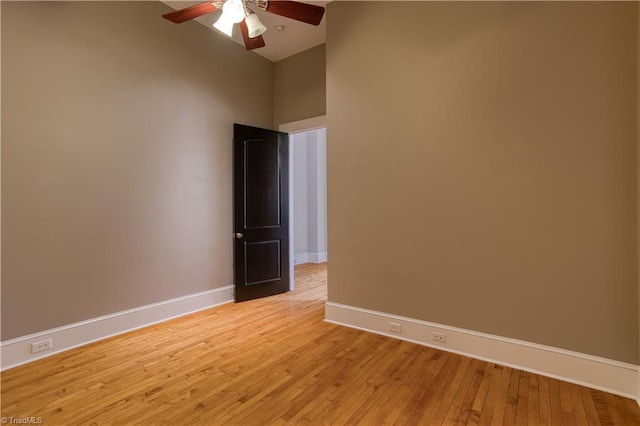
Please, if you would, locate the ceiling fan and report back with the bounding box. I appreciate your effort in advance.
[162,0,325,50]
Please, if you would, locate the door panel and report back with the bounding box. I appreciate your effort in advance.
[245,240,281,285]
[245,140,281,228]
[234,123,289,302]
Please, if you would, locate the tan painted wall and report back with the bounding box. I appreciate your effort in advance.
[273,44,325,127]
[327,1,639,363]
[637,1,640,369]
[1,1,273,340]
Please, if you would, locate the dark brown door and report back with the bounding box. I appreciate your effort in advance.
[233,123,289,302]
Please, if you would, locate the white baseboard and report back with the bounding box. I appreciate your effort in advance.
[1,286,234,370]
[294,252,327,265]
[310,252,328,263]
[325,302,639,400]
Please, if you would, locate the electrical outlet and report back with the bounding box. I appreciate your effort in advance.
[31,339,53,354]
[389,322,403,333]
[432,332,446,343]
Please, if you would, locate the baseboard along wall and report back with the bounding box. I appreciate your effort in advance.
[325,302,640,402]
[637,372,640,406]
[3,288,638,404]
[294,252,328,265]
[1,286,234,370]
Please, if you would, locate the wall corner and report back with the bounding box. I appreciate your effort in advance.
[636,0,640,405]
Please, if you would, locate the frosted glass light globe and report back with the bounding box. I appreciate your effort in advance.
[223,0,245,24]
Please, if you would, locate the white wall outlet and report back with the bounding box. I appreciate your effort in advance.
[432,332,446,343]
[389,322,403,333]
[31,339,53,354]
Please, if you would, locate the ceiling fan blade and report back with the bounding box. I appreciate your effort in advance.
[265,1,325,26]
[162,1,219,24]
[239,20,266,50]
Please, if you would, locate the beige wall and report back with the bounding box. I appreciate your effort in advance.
[327,1,639,363]
[1,1,273,340]
[273,44,325,127]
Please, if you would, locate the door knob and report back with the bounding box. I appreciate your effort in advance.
[234,232,244,239]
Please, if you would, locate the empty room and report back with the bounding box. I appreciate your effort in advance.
[2,1,640,424]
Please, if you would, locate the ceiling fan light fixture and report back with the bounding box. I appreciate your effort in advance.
[213,13,234,37]
[222,0,246,24]
[245,11,267,38]
[162,0,326,50]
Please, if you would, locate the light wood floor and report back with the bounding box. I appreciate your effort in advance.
[2,263,639,425]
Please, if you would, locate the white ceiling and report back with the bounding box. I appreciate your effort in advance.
[160,1,327,62]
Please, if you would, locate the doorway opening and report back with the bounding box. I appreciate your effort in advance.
[279,116,327,291]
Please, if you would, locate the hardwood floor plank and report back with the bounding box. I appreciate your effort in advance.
[526,372,540,425]
[537,375,553,426]
[419,355,472,425]
[548,373,566,425]
[2,263,639,426]
[466,362,494,426]
[314,340,411,424]
[514,370,529,426]
[280,335,394,424]
[474,363,503,426]
[560,381,578,425]
[482,363,513,425]
[604,392,635,426]
[569,382,590,426]
[374,347,444,425]
[620,396,640,425]
[391,349,454,425]
[503,366,521,425]
[353,342,423,425]
[442,358,485,425]
[580,385,604,426]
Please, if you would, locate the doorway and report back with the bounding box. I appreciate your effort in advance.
[279,117,327,291]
